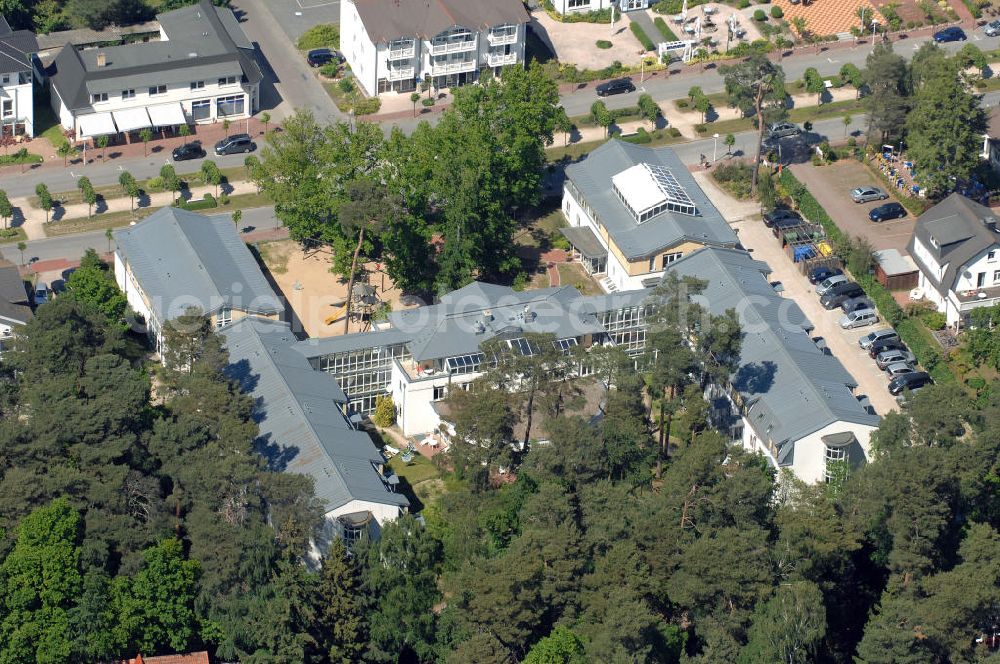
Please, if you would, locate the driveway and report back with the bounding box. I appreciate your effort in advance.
[791,160,917,253]
[693,172,898,416]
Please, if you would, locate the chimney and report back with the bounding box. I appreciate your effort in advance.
[96,52,106,67]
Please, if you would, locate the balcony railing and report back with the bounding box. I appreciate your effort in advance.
[388,44,415,60]
[488,31,517,46]
[387,66,415,81]
[430,59,477,76]
[487,52,518,67]
[428,38,476,55]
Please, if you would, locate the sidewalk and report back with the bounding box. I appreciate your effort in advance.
[14,179,259,240]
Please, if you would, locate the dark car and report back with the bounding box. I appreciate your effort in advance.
[307,48,341,67]
[171,142,205,161]
[820,283,864,310]
[933,26,966,42]
[596,78,635,97]
[868,338,907,359]
[869,202,907,222]
[769,122,801,138]
[841,296,874,314]
[808,265,843,285]
[214,133,256,156]
[763,208,802,228]
[889,371,932,396]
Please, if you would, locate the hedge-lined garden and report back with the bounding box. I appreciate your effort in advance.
[630,22,656,51]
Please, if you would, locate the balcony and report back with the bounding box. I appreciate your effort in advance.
[387,66,415,81]
[488,31,517,46]
[487,52,518,68]
[388,44,415,60]
[430,59,477,76]
[428,38,476,55]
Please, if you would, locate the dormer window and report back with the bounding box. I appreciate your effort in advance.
[989,250,997,262]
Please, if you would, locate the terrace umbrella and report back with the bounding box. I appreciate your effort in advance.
[681,0,688,19]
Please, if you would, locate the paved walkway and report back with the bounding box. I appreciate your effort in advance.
[541,248,568,287]
[14,179,259,240]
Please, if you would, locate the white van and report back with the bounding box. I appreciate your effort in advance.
[840,308,879,329]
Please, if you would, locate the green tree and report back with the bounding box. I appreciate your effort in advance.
[720,53,787,193]
[231,208,242,231]
[16,240,25,266]
[724,132,736,154]
[591,100,613,137]
[57,141,75,167]
[111,538,200,654]
[372,394,395,427]
[65,248,129,329]
[740,581,827,664]
[524,625,587,664]
[956,42,988,76]
[77,176,97,218]
[864,42,910,144]
[177,122,191,142]
[906,58,986,195]
[0,498,82,664]
[200,159,222,199]
[222,117,231,137]
[35,183,53,223]
[118,170,138,214]
[695,93,712,123]
[803,67,825,104]
[317,539,365,664]
[843,113,853,136]
[139,127,152,156]
[160,163,180,201]
[637,92,660,129]
[839,62,864,95]
[0,189,12,230]
[554,107,573,147]
[96,133,109,160]
[445,378,517,483]
[410,92,421,118]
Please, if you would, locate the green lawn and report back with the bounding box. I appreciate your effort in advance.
[0,228,27,244]
[388,453,441,486]
[696,98,865,136]
[547,128,686,162]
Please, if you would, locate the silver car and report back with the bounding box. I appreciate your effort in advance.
[839,308,879,329]
[851,186,888,203]
[875,349,916,370]
[859,327,899,350]
[816,274,848,295]
[985,19,1000,37]
[769,122,800,138]
[884,361,915,379]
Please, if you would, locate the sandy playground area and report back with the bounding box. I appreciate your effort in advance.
[256,239,417,339]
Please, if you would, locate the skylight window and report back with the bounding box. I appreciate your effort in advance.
[611,163,698,223]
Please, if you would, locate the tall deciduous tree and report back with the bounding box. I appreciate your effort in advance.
[720,54,786,193]
[65,248,129,329]
[863,42,910,144]
[740,581,827,664]
[35,183,52,223]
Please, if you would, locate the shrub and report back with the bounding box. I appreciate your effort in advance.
[145,176,164,192]
[297,24,340,50]
[922,311,947,331]
[753,8,767,21]
[319,62,339,78]
[630,22,655,51]
[693,123,708,134]
[624,127,652,144]
[713,162,755,199]
[668,127,682,137]
[738,0,750,8]
[354,97,381,115]
[596,39,613,49]
[422,97,436,107]
[218,193,230,206]
[676,99,689,109]
[372,395,395,427]
[338,78,355,94]
[771,5,783,18]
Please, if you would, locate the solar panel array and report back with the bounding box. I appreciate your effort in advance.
[644,163,697,216]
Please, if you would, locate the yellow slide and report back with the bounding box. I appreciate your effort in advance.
[325,303,348,326]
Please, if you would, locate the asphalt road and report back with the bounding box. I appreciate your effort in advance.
[0,206,282,267]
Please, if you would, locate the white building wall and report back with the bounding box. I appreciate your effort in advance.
[390,360,479,438]
[0,74,34,136]
[952,245,1000,293]
[341,0,380,97]
[114,251,161,349]
[790,420,877,485]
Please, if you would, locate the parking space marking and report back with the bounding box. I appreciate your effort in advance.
[296,0,339,7]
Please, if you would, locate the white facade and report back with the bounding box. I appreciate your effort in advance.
[341,0,526,97]
[114,249,162,350]
[551,0,648,14]
[913,236,1000,326]
[0,69,33,136]
[390,359,479,438]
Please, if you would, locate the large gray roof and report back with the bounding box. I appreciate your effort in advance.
[351,0,529,43]
[666,248,878,460]
[907,192,1000,297]
[223,317,408,514]
[49,0,261,111]
[293,327,412,359]
[386,282,607,361]
[0,16,36,75]
[565,140,738,260]
[0,261,31,326]
[113,207,282,323]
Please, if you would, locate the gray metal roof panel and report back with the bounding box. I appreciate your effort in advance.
[352,0,529,42]
[293,327,414,359]
[666,248,878,451]
[223,318,408,512]
[565,141,739,260]
[113,207,282,323]
[560,226,606,259]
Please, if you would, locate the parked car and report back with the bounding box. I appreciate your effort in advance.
[821,284,864,310]
[859,327,899,350]
[816,274,849,295]
[171,142,205,161]
[306,48,341,67]
[884,361,916,378]
[851,186,888,203]
[214,133,256,155]
[875,349,917,370]
[841,296,874,314]
[869,338,908,358]
[808,265,842,285]
[33,282,48,306]
[769,122,800,138]
[840,308,879,329]
[984,20,1000,37]
[889,371,931,396]
[869,202,907,222]
[596,78,635,96]
[763,208,802,228]
[933,26,966,42]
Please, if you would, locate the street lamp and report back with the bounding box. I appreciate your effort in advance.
[713,133,720,162]
[871,18,878,52]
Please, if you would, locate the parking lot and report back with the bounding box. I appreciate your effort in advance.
[790,160,917,253]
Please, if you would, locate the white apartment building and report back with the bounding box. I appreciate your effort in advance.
[551,0,649,14]
[340,0,529,97]
[48,0,261,140]
[0,15,38,137]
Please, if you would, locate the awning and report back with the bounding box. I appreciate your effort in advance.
[112,107,151,133]
[146,102,186,127]
[560,226,607,259]
[77,112,116,138]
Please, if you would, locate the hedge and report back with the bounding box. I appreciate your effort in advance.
[780,169,955,383]
[653,16,679,41]
[630,22,656,51]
